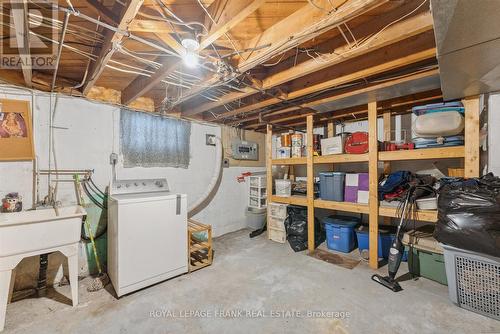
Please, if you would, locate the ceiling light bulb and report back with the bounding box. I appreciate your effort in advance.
[181,38,200,51]
[183,51,199,68]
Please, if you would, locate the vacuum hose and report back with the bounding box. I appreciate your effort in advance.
[188,136,223,217]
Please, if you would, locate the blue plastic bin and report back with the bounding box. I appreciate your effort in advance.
[355,226,393,259]
[319,172,345,201]
[323,215,360,253]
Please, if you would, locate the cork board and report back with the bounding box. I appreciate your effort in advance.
[0,99,35,161]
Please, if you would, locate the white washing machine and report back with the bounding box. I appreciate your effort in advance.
[107,178,187,297]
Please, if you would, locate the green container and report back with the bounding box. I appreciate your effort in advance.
[405,245,448,285]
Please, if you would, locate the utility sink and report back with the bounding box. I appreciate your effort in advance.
[0,206,86,257]
[0,205,86,331]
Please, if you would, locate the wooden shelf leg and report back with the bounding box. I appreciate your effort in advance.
[368,101,379,269]
[463,96,480,178]
[306,115,315,253]
[383,111,391,226]
[266,124,273,240]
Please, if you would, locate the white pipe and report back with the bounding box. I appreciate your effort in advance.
[188,136,223,217]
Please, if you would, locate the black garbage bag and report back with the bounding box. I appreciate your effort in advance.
[434,173,500,257]
[284,205,325,252]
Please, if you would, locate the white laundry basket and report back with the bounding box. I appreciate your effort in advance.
[441,243,500,320]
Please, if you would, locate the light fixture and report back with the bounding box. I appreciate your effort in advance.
[181,36,200,68]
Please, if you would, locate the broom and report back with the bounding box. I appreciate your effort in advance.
[74,175,109,292]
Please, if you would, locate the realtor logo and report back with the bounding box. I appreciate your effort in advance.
[1,0,58,69]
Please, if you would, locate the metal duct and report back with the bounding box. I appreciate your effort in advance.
[431,0,500,99]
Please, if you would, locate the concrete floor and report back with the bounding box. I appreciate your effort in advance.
[4,229,499,333]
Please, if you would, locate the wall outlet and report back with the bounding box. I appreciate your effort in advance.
[206,134,216,146]
[223,158,230,168]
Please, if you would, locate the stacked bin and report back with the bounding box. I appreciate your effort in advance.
[268,202,288,243]
[319,172,346,201]
[323,215,360,253]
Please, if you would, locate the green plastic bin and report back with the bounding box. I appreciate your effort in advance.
[402,226,448,285]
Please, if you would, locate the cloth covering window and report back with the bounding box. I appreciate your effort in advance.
[120,109,191,168]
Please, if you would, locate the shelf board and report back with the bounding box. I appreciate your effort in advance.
[314,199,369,214]
[271,157,306,165]
[314,200,438,223]
[270,195,307,206]
[314,153,368,164]
[378,146,464,161]
[378,206,438,223]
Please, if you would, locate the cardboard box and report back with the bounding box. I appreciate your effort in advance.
[321,136,343,155]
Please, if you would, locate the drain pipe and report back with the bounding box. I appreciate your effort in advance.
[188,136,223,217]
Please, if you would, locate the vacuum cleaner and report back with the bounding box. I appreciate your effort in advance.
[371,187,414,292]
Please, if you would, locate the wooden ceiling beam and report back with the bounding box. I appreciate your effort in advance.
[128,19,174,33]
[244,73,441,130]
[199,0,266,50]
[178,0,386,111]
[82,0,145,95]
[121,0,264,105]
[85,0,119,25]
[184,9,433,117]
[209,46,436,122]
[10,0,31,87]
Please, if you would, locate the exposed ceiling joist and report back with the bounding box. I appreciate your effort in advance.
[82,0,145,95]
[85,0,119,25]
[208,45,436,122]
[245,68,440,130]
[128,19,174,33]
[10,0,31,87]
[176,0,387,110]
[121,0,265,105]
[199,0,266,50]
[184,7,433,117]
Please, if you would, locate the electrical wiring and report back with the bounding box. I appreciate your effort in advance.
[116,46,162,69]
[196,0,242,58]
[262,52,287,67]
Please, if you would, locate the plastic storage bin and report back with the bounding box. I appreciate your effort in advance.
[269,202,288,219]
[356,225,393,259]
[323,215,360,253]
[441,243,500,320]
[275,179,291,197]
[402,227,447,285]
[319,172,345,201]
[269,227,286,243]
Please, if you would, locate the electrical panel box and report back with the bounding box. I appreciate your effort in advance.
[231,140,259,160]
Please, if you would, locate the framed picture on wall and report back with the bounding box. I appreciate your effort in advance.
[0,98,35,161]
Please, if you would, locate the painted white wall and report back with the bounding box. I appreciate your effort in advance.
[0,85,264,289]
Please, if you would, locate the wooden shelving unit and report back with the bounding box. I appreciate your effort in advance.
[314,153,369,164]
[270,195,307,206]
[266,96,480,269]
[188,219,213,272]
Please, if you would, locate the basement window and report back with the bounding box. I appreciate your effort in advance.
[120,109,191,168]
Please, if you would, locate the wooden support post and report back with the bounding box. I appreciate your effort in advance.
[266,124,273,240]
[368,101,379,269]
[463,96,480,178]
[306,115,315,253]
[382,111,391,225]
